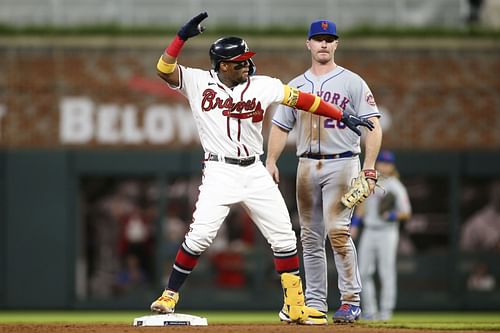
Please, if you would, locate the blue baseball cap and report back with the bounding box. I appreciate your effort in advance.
[308,20,339,39]
[377,150,396,164]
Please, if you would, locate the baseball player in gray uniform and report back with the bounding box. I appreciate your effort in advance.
[266,19,382,324]
[149,13,374,324]
[351,150,412,321]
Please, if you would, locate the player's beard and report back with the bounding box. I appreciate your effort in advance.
[239,72,249,83]
[218,71,248,88]
[234,71,249,86]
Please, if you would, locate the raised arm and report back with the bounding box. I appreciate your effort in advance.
[156,12,208,86]
[281,85,374,136]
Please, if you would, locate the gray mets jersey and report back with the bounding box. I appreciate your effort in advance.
[272,66,380,156]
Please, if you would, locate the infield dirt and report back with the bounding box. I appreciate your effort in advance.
[0,324,497,333]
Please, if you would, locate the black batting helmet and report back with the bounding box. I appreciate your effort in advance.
[209,36,256,75]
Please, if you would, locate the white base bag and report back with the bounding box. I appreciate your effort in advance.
[133,313,208,326]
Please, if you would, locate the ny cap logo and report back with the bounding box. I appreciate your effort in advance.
[321,21,328,30]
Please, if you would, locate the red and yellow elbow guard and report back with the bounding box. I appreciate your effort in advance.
[282,85,342,120]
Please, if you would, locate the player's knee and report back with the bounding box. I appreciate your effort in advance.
[300,227,325,246]
[271,239,297,254]
[301,236,321,251]
[184,236,213,254]
[328,227,351,255]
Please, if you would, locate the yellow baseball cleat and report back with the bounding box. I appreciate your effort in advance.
[280,272,305,321]
[279,305,328,325]
[150,290,179,314]
[279,273,328,325]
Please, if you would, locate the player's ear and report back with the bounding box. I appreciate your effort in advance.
[219,62,229,73]
[306,39,311,50]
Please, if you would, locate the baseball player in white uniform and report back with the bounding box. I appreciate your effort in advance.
[350,150,412,321]
[149,13,374,324]
[266,19,383,324]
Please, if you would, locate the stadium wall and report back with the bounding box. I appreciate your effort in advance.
[0,37,499,310]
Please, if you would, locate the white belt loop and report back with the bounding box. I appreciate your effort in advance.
[206,152,222,162]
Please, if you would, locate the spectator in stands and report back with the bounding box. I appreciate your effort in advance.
[466,262,496,292]
[460,179,500,252]
[115,253,149,294]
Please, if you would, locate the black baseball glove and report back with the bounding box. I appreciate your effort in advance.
[378,192,397,221]
[177,12,208,41]
[341,113,374,136]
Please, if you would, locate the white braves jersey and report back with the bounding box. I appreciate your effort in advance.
[272,66,380,155]
[176,65,284,157]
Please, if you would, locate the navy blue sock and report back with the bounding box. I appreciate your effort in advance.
[167,268,189,292]
[166,242,200,292]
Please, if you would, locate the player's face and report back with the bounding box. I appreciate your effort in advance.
[219,60,251,87]
[307,35,338,64]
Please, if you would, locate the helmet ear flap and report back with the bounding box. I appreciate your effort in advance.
[213,60,221,72]
[248,58,256,76]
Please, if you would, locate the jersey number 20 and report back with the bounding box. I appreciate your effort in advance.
[324,119,346,129]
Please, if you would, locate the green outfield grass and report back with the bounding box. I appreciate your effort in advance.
[0,311,499,330]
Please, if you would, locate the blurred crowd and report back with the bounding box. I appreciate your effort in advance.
[78,173,500,299]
